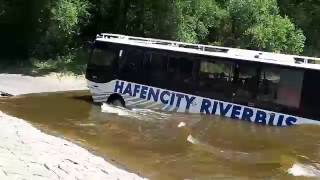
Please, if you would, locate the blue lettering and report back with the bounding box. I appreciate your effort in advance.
[277,115,285,127]
[211,101,218,115]
[268,113,276,126]
[175,94,184,108]
[123,83,133,96]
[147,88,160,102]
[114,81,124,94]
[160,91,170,105]
[200,99,211,114]
[286,117,297,126]
[255,110,267,125]
[133,85,141,97]
[219,102,232,116]
[241,108,254,122]
[169,93,176,106]
[140,86,148,99]
[185,95,196,110]
[231,105,242,119]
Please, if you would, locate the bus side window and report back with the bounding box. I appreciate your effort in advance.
[167,55,195,92]
[251,66,303,113]
[256,67,281,109]
[198,60,233,101]
[232,63,259,104]
[276,69,303,109]
[179,57,194,84]
[146,52,168,88]
[120,48,144,83]
[301,70,320,119]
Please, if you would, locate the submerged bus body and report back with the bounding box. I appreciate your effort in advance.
[86,33,320,127]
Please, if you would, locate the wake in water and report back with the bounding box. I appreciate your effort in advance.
[100,103,320,178]
[288,163,320,177]
[187,134,320,178]
[101,103,171,121]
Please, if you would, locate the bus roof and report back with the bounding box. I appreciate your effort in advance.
[95,33,320,71]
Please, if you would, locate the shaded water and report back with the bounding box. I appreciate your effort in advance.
[1,91,320,179]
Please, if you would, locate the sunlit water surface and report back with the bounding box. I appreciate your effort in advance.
[1,91,320,180]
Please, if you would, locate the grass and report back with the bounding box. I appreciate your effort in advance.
[30,54,87,75]
[0,51,88,76]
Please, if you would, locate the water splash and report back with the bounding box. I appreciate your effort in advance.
[288,163,320,177]
[101,103,171,121]
[101,103,132,117]
[186,134,251,162]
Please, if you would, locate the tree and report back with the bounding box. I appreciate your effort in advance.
[175,0,228,43]
[1,0,315,60]
[143,0,177,39]
[0,0,34,58]
[226,0,305,54]
[0,1,8,17]
[244,15,306,54]
[94,0,177,39]
[278,0,320,56]
[32,0,92,58]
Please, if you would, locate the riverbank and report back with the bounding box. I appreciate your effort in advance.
[0,111,145,180]
[0,73,87,96]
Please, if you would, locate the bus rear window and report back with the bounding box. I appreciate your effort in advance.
[90,48,117,66]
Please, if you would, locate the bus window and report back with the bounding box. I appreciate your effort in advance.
[180,57,194,84]
[167,56,179,75]
[200,61,232,80]
[198,60,233,101]
[233,63,259,104]
[167,55,195,92]
[256,67,280,107]
[300,70,320,119]
[276,69,303,109]
[146,52,168,88]
[255,66,303,112]
[120,48,144,83]
[86,45,120,83]
[90,48,117,66]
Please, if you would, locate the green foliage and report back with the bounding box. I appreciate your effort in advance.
[143,0,177,39]
[0,2,7,16]
[278,0,320,56]
[30,50,87,75]
[32,0,92,58]
[228,0,279,31]
[175,0,227,43]
[245,15,306,54]
[51,0,91,35]
[1,0,319,66]
[226,0,305,54]
[95,0,177,39]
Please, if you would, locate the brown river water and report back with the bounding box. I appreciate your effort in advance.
[0,91,320,180]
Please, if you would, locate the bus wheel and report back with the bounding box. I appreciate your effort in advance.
[107,94,125,107]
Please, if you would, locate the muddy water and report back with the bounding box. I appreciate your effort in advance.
[1,91,320,180]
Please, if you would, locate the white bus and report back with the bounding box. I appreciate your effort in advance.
[86,33,320,127]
